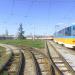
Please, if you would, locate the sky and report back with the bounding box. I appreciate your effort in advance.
[0,0,75,35]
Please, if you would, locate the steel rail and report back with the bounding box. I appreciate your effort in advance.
[6,46,23,75]
[46,41,63,75]
[30,48,52,75]
[47,41,75,75]
[0,45,13,74]
[22,49,39,75]
[0,44,22,75]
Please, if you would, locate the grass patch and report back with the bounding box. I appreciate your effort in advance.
[0,39,45,49]
[0,46,6,56]
[0,71,8,75]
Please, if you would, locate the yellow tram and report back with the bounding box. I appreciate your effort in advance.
[54,25,75,48]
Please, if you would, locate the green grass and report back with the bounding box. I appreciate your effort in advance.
[0,46,6,56]
[0,39,45,48]
[0,71,8,75]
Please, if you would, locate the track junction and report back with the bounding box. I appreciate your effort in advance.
[0,40,75,75]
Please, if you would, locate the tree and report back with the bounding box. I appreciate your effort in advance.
[17,23,25,39]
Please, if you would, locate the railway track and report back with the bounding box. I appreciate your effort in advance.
[0,44,54,75]
[0,45,12,74]
[0,44,22,75]
[20,46,52,75]
[46,40,75,75]
[22,49,38,75]
[30,48,52,75]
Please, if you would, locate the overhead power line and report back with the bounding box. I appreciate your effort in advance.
[11,0,15,16]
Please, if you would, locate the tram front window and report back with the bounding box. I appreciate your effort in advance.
[65,27,71,36]
[72,26,75,36]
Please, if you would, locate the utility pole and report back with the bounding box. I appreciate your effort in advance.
[55,25,59,37]
[5,29,8,36]
[32,24,35,40]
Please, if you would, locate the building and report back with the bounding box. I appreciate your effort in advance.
[26,35,53,40]
[0,35,14,40]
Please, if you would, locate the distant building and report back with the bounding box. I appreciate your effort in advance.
[25,35,33,39]
[0,29,14,40]
[26,35,53,40]
[0,35,14,40]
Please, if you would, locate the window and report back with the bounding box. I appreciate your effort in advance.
[72,26,75,36]
[65,27,71,36]
[73,26,75,30]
